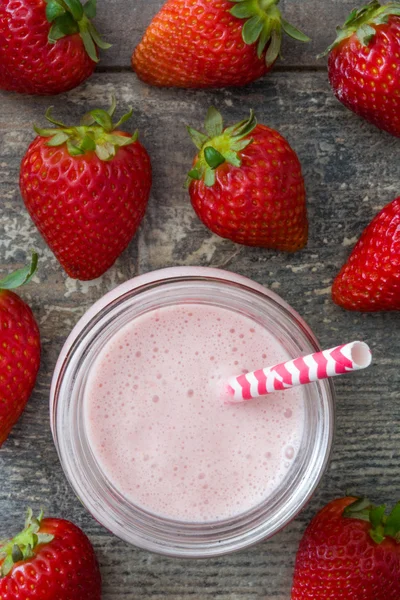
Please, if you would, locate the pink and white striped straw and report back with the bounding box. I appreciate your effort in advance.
[226,341,372,403]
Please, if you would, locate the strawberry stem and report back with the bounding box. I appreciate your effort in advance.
[344,497,400,544]
[45,0,111,62]
[229,0,310,66]
[0,252,38,291]
[34,98,139,161]
[0,510,54,578]
[319,1,400,57]
[187,107,257,187]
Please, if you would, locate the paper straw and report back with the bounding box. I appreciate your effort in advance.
[226,341,372,403]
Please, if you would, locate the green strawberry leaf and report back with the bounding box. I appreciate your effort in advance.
[95,142,115,160]
[85,109,113,132]
[204,107,224,138]
[11,545,23,563]
[0,510,54,578]
[231,138,253,152]
[344,497,400,545]
[227,0,309,65]
[44,107,67,128]
[79,25,98,62]
[356,23,376,45]
[46,131,70,147]
[370,525,385,544]
[230,2,254,20]
[83,0,97,18]
[48,13,79,42]
[36,101,137,161]
[265,27,282,66]
[114,107,134,129]
[204,169,216,187]
[63,0,83,21]
[67,139,85,156]
[344,8,358,26]
[0,252,38,291]
[204,147,226,169]
[45,0,110,60]
[343,496,372,521]
[384,502,400,539]
[187,108,257,187]
[107,96,117,118]
[79,134,96,152]
[231,110,257,140]
[281,19,311,42]
[45,0,66,23]
[188,169,201,180]
[370,504,386,528]
[319,0,400,56]
[1,555,14,577]
[242,15,264,45]
[24,508,34,528]
[257,26,271,58]
[224,150,242,167]
[87,21,112,50]
[187,127,209,150]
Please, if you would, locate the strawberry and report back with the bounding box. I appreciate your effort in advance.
[291,496,400,599]
[0,254,40,447]
[186,107,308,250]
[0,0,110,96]
[321,1,400,137]
[20,100,152,281]
[332,196,400,311]
[0,509,101,599]
[132,0,310,89]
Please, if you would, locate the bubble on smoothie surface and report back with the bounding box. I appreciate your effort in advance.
[84,303,305,522]
[285,446,295,460]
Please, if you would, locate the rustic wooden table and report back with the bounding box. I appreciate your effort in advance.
[1,1,399,598]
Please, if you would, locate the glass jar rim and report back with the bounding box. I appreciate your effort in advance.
[50,267,335,558]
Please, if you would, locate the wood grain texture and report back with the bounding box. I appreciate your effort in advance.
[0,37,400,600]
[95,0,358,70]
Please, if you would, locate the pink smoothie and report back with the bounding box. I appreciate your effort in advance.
[84,303,305,523]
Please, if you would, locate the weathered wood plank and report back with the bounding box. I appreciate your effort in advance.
[96,0,357,70]
[0,72,399,599]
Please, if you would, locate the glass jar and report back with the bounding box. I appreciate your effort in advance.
[50,267,335,558]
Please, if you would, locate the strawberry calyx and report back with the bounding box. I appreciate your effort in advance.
[187,107,257,187]
[228,0,310,66]
[0,509,54,578]
[34,98,139,161]
[45,0,111,63]
[0,252,38,291]
[344,497,400,544]
[319,0,400,57]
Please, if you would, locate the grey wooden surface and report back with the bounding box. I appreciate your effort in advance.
[1,2,400,599]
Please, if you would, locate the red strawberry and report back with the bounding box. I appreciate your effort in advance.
[0,509,101,599]
[332,196,400,311]
[291,496,400,599]
[322,1,400,137]
[186,107,308,250]
[0,254,40,447]
[20,100,152,280]
[0,0,110,96]
[132,0,309,89]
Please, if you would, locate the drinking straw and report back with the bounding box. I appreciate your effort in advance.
[226,341,371,403]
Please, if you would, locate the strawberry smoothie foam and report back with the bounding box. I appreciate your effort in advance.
[84,303,305,523]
